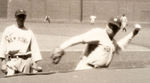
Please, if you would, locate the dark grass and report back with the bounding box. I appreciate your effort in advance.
[1,51,150,78]
[40,51,150,72]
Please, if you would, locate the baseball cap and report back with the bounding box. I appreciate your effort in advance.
[108,17,121,29]
[15,9,26,16]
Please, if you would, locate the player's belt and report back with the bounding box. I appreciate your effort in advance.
[10,54,31,59]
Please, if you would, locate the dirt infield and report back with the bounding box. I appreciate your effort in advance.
[1,68,150,83]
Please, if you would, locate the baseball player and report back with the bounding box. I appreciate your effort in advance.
[90,15,96,25]
[44,16,51,24]
[0,9,42,76]
[120,14,128,32]
[51,17,141,71]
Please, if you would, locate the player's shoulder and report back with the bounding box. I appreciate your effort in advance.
[27,29,34,33]
[27,29,35,36]
[90,28,104,32]
[85,28,105,35]
[4,24,17,31]
[6,24,16,28]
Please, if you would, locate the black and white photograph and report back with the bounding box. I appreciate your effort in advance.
[0,0,150,83]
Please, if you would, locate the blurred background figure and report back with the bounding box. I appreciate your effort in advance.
[44,16,51,24]
[120,14,128,32]
[90,15,96,25]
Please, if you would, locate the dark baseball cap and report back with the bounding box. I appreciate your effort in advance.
[108,17,121,29]
[15,9,26,16]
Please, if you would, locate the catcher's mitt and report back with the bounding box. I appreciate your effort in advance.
[51,48,65,64]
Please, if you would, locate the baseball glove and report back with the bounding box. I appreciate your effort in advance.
[51,48,65,64]
[133,24,141,36]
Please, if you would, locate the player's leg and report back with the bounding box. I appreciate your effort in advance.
[6,60,17,76]
[21,58,32,73]
[123,27,127,32]
[31,62,42,73]
[6,67,15,76]
[75,56,93,70]
[122,22,127,32]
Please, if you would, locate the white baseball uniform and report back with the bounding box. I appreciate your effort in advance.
[90,16,96,24]
[120,16,128,28]
[0,24,42,75]
[59,27,137,70]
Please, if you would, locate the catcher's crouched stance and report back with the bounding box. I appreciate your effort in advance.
[51,17,142,70]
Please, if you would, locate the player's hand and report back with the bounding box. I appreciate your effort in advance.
[133,24,141,36]
[51,48,65,64]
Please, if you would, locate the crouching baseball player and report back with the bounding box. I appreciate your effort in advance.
[51,17,141,70]
[0,10,42,76]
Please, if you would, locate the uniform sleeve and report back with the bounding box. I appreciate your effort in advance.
[30,31,42,62]
[0,30,7,58]
[59,33,87,49]
[117,29,138,50]
[59,28,99,50]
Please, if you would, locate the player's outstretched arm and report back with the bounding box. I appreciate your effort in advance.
[59,28,101,50]
[117,24,141,50]
[51,34,86,64]
[51,28,100,64]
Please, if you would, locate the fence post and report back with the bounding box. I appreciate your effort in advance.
[80,0,83,22]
